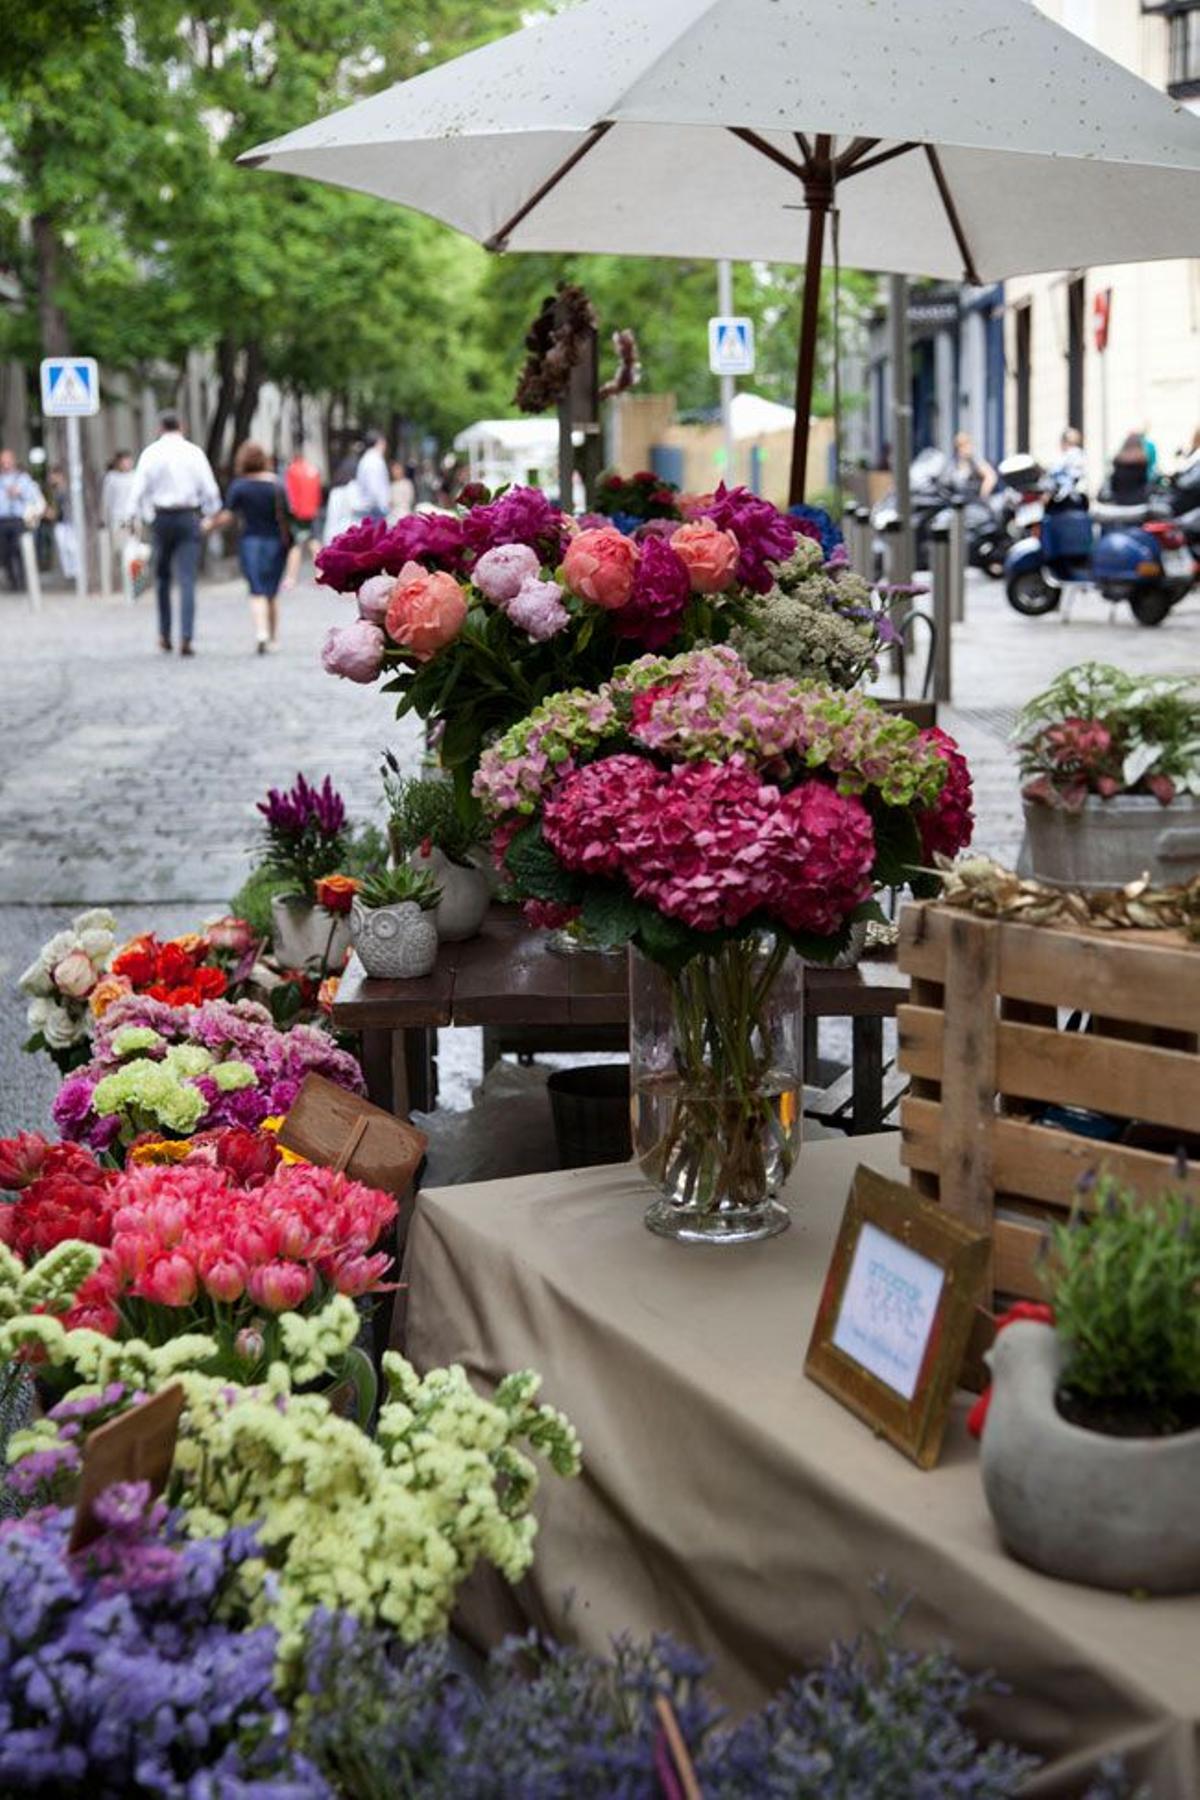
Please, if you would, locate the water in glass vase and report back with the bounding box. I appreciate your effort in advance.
[629,939,803,1245]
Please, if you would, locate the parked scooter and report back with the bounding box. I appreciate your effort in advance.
[873,448,1028,577]
[1004,475,1194,626]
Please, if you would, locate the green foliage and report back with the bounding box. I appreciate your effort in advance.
[357,865,441,911]
[1045,1175,1200,1428]
[1015,663,1200,800]
[230,864,292,940]
[502,824,582,907]
[381,767,484,865]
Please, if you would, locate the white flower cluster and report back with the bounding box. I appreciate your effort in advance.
[19,907,117,1054]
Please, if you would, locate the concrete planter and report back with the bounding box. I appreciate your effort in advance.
[1019,793,1200,891]
[350,897,438,980]
[409,846,490,943]
[270,894,350,972]
[980,1322,1200,1594]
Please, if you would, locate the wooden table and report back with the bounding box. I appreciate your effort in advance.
[333,909,909,1132]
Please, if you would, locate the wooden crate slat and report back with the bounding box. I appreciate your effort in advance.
[994,1217,1048,1301]
[899,1006,1200,1135]
[898,906,1199,1034]
[937,915,999,1240]
[900,1096,1192,1210]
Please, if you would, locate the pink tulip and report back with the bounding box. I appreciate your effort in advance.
[138,1251,198,1308]
[247,1260,314,1312]
[329,1250,392,1297]
[234,1325,265,1364]
[201,1254,248,1303]
[110,1230,158,1282]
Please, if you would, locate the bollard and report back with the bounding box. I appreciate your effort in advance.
[97,528,113,600]
[855,505,873,578]
[929,521,952,704]
[19,530,42,613]
[948,498,966,624]
[842,506,862,576]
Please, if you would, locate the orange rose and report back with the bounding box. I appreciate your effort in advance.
[169,933,206,958]
[315,874,360,916]
[385,560,468,661]
[316,975,341,1016]
[89,972,134,1019]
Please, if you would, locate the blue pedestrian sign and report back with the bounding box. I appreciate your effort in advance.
[708,316,755,377]
[40,356,100,417]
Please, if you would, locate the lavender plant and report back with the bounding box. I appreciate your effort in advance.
[0,1484,328,1796]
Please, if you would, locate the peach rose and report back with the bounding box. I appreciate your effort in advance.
[384,560,468,661]
[670,520,740,594]
[52,950,98,999]
[89,972,133,1019]
[560,528,639,610]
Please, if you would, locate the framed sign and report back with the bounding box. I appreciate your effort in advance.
[69,1384,184,1552]
[805,1166,990,1469]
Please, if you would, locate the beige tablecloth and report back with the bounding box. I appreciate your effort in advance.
[404,1134,1200,1798]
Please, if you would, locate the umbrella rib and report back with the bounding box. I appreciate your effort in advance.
[727,126,808,184]
[923,144,982,285]
[839,140,919,180]
[835,136,879,175]
[483,121,614,251]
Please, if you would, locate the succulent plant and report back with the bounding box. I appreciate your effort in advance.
[356,865,441,912]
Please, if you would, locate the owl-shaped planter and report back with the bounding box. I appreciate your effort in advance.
[350,898,439,980]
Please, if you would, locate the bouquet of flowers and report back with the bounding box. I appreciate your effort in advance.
[476,648,972,1235]
[51,995,363,1159]
[729,534,897,690]
[315,482,818,807]
[1016,662,1200,810]
[18,908,118,1073]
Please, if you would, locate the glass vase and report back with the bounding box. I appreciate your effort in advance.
[629,938,803,1244]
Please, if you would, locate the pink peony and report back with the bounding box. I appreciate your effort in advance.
[321,619,385,683]
[472,543,541,604]
[560,528,639,610]
[670,520,740,595]
[915,727,974,861]
[356,573,394,625]
[385,560,468,661]
[543,755,662,878]
[53,950,98,999]
[505,575,571,642]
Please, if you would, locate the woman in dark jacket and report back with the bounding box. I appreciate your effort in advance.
[220,441,290,653]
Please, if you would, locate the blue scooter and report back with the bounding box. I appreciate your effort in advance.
[1004,478,1194,627]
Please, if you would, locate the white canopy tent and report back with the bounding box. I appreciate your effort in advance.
[244,0,1200,497]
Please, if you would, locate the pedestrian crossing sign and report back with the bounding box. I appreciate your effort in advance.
[40,356,100,417]
[708,315,755,377]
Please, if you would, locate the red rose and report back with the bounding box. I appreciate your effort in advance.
[156,941,198,987]
[112,939,157,986]
[191,965,228,1000]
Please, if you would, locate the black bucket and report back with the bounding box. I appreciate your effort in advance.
[547,1064,631,1169]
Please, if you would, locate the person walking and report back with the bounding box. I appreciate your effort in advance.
[101,450,138,600]
[354,429,390,520]
[388,459,416,522]
[0,449,44,591]
[46,466,78,581]
[282,447,323,588]
[323,448,359,545]
[127,411,220,656]
[216,441,290,653]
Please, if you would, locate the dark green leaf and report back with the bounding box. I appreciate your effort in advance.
[503,822,582,904]
[579,884,641,947]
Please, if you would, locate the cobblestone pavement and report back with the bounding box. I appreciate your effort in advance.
[3,568,1199,1135]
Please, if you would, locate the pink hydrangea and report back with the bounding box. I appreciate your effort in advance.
[615,760,780,932]
[543,755,661,877]
[915,726,975,860]
[505,576,571,641]
[755,781,876,934]
[472,543,541,604]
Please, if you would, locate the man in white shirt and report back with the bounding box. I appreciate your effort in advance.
[354,430,391,520]
[128,411,221,656]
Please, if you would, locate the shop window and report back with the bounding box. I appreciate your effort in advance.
[1143,2,1200,98]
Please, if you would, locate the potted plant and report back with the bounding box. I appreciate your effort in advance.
[980,1173,1200,1593]
[1015,663,1200,889]
[255,773,354,969]
[350,864,442,979]
[476,646,972,1243]
[381,757,491,941]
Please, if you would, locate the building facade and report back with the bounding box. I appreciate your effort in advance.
[1005,0,1200,486]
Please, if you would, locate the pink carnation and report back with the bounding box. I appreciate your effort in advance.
[915,727,974,861]
[473,543,541,604]
[543,755,661,878]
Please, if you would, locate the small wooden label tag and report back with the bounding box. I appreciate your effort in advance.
[69,1383,184,1552]
[278,1073,426,1196]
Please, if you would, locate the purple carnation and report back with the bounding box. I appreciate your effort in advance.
[314,515,392,592]
[697,483,799,593]
[52,1073,97,1132]
[612,536,691,651]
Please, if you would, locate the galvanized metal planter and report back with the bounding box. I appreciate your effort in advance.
[1019,794,1200,891]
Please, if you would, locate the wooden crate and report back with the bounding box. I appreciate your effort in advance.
[896,903,1200,1304]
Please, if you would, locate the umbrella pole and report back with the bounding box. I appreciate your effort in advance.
[788,169,832,507]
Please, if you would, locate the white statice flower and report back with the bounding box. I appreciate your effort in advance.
[19,958,54,999]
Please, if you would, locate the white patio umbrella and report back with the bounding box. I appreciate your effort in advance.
[243,0,1200,499]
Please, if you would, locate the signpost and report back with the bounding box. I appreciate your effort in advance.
[40,356,99,601]
[711,272,750,481]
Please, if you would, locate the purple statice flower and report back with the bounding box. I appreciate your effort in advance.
[613,536,691,652]
[462,486,569,566]
[48,1383,127,1424]
[698,483,800,593]
[6,1441,83,1498]
[314,515,391,592]
[0,1505,330,1794]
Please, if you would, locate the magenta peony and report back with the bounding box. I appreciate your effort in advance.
[694,484,799,593]
[473,543,541,604]
[612,537,692,651]
[321,619,385,683]
[561,528,639,610]
[915,726,975,861]
[505,576,571,642]
[314,516,391,592]
[463,487,568,563]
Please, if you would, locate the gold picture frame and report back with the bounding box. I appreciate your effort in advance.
[804,1165,991,1469]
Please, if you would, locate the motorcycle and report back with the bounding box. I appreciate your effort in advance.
[1004,476,1194,627]
[873,448,1029,577]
